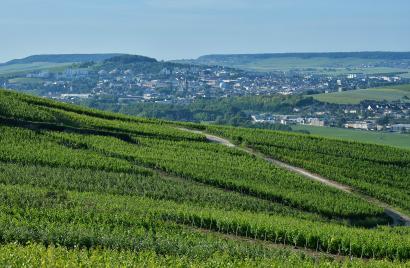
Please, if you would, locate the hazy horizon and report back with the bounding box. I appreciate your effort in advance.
[4,50,410,64]
[2,0,410,63]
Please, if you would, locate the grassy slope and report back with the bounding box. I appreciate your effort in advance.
[0,62,72,76]
[313,84,410,104]
[292,125,410,150]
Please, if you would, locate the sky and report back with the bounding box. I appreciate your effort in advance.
[1,0,410,62]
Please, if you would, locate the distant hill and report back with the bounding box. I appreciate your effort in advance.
[196,52,410,63]
[1,53,125,66]
[104,54,157,64]
[0,54,156,76]
[176,52,410,74]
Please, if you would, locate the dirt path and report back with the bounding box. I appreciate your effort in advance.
[179,127,410,226]
[251,150,352,193]
[180,128,236,147]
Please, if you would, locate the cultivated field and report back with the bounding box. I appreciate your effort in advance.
[313,84,410,104]
[0,89,409,266]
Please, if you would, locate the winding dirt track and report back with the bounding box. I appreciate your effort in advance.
[179,128,410,226]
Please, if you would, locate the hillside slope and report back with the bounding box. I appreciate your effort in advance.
[0,54,126,76]
[0,89,409,266]
[1,53,124,66]
[178,52,410,74]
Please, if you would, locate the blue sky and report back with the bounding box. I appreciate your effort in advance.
[1,0,409,62]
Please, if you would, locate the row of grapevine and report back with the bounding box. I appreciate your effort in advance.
[0,89,205,142]
[0,183,409,260]
[2,242,407,267]
[203,125,410,215]
[0,162,321,220]
[48,129,385,219]
[0,126,149,175]
[1,89,409,266]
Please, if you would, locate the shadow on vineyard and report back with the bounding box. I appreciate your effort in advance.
[0,89,409,266]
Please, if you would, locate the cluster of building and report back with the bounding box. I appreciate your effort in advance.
[251,114,325,127]
[3,62,406,105]
[2,61,409,133]
[251,101,410,133]
[344,122,410,132]
[343,103,410,131]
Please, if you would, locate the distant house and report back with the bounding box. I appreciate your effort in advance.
[98,70,107,76]
[124,69,134,75]
[109,69,118,75]
[251,115,265,123]
[60,93,90,99]
[308,118,325,127]
[391,124,410,132]
[344,121,374,130]
[286,117,305,125]
[344,109,357,114]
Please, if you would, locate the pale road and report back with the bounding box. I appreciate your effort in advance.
[179,127,410,226]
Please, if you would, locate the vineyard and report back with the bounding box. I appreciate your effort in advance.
[204,125,410,217]
[0,88,409,267]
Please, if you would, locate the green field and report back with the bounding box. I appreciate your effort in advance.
[190,55,410,74]
[313,84,410,104]
[8,77,45,84]
[292,125,410,149]
[235,57,409,74]
[0,62,72,76]
[311,67,410,76]
[0,89,409,266]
